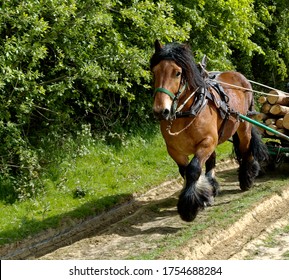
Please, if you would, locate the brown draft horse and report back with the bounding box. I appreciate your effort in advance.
[150,40,268,222]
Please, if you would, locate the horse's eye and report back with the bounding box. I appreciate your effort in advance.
[176,72,182,77]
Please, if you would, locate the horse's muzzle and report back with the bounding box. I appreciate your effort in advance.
[153,108,170,121]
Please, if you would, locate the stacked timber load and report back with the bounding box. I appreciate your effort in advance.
[255,90,289,137]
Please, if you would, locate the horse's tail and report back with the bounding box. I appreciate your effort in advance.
[177,174,214,222]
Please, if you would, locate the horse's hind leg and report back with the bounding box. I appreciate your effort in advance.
[205,151,219,196]
[233,124,261,191]
[239,156,260,191]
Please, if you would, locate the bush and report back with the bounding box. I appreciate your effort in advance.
[0,0,190,200]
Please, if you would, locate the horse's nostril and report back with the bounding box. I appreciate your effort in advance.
[162,109,170,118]
[153,108,170,120]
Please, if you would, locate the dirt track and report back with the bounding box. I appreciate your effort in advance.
[2,161,289,260]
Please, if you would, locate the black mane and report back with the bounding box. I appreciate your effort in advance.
[150,42,206,90]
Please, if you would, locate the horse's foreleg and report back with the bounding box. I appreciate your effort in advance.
[167,147,189,178]
[205,151,219,196]
[178,164,186,178]
[177,141,217,222]
[177,156,202,222]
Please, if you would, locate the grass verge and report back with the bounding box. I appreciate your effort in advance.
[0,128,232,247]
[0,130,171,245]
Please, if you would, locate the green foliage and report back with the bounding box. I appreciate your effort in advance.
[0,0,288,202]
[0,0,189,200]
[171,0,263,69]
[170,0,288,86]
[249,0,289,87]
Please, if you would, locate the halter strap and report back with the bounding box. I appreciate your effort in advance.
[154,83,187,100]
[154,87,175,100]
[154,83,188,120]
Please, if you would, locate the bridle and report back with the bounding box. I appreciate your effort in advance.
[154,81,190,120]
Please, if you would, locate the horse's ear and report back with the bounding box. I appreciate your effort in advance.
[154,40,163,52]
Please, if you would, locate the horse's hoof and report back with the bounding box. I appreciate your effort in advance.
[178,211,198,222]
[177,196,199,222]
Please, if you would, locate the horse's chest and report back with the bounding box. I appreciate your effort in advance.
[161,130,197,155]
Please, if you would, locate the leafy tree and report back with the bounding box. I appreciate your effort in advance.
[170,0,288,88]
[170,0,263,70]
[248,0,289,88]
[0,0,190,200]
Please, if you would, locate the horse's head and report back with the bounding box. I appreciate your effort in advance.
[152,60,183,120]
[150,40,184,120]
[150,40,204,121]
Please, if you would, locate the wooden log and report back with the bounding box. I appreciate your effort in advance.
[254,113,268,122]
[265,118,276,125]
[267,90,289,105]
[258,96,267,104]
[266,125,277,136]
[265,127,289,139]
[282,113,289,130]
[276,118,284,129]
[261,102,271,114]
[269,104,289,116]
[277,128,287,135]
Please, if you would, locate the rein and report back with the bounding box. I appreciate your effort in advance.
[176,87,199,113]
[166,117,196,136]
[211,79,289,96]
[161,85,200,136]
[154,83,205,135]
